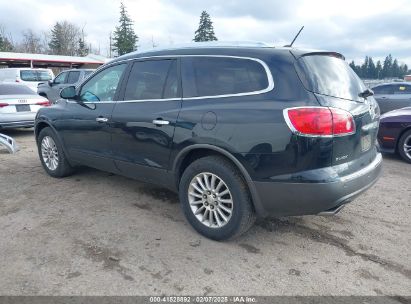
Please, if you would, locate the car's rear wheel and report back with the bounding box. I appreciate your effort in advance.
[37,127,74,177]
[398,129,411,164]
[179,155,256,240]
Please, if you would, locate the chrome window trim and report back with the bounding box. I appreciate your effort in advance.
[68,55,274,104]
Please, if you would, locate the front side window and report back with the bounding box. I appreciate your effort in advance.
[124,60,179,100]
[54,72,68,84]
[372,85,394,95]
[80,64,126,102]
[67,71,80,84]
[182,57,269,98]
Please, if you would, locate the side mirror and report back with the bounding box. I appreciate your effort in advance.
[60,86,77,99]
[48,80,53,86]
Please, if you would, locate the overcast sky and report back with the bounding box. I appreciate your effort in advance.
[1,0,410,66]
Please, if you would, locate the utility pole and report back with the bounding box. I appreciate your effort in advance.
[109,32,112,58]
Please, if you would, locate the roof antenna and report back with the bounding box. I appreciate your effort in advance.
[284,26,304,47]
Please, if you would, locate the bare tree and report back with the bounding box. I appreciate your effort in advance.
[20,30,44,53]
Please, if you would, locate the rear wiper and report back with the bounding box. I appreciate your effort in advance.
[359,88,374,99]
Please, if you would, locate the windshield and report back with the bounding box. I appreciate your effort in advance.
[20,70,53,82]
[295,55,367,102]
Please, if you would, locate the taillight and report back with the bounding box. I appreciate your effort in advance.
[284,107,355,137]
[36,100,51,107]
[0,103,9,108]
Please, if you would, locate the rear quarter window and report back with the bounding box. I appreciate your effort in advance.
[181,57,270,98]
[295,55,367,102]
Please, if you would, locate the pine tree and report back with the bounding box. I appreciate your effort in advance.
[0,34,13,51]
[48,22,64,55]
[368,57,376,79]
[112,2,138,56]
[194,11,218,42]
[382,54,393,78]
[376,60,383,79]
[392,59,400,78]
[77,38,89,56]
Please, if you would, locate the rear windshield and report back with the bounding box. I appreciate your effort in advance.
[295,55,366,102]
[0,84,37,95]
[20,70,53,82]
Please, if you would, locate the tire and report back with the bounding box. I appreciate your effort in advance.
[398,129,411,164]
[37,127,74,177]
[179,155,256,240]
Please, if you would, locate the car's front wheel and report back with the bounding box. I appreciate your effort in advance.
[398,129,411,164]
[37,127,74,177]
[179,155,256,240]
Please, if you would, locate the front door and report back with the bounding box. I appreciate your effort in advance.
[110,58,181,185]
[56,63,128,172]
[49,71,68,102]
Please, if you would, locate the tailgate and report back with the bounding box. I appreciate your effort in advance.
[294,53,380,166]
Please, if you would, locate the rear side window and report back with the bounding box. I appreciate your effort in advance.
[124,59,179,100]
[20,70,52,81]
[295,55,367,102]
[67,71,80,84]
[182,57,269,98]
[372,85,394,95]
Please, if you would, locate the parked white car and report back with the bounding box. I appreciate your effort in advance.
[0,68,54,92]
[0,83,50,129]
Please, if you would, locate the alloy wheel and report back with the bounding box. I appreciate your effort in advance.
[403,134,411,160]
[41,136,59,171]
[188,172,233,228]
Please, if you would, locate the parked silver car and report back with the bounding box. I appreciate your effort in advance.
[372,82,411,114]
[37,69,94,103]
[0,84,50,129]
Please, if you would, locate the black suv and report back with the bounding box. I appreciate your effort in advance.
[34,43,382,240]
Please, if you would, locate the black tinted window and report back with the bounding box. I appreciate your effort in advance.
[372,85,394,95]
[67,71,80,84]
[124,60,178,100]
[0,84,36,95]
[182,57,269,98]
[394,84,411,95]
[295,55,367,102]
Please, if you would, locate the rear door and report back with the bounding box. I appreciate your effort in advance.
[373,84,395,114]
[385,84,411,112]
[294,54,380,166]
[110,58,181,185]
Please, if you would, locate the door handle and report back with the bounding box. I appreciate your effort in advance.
[152,119,170,126]
[96,117,109,123]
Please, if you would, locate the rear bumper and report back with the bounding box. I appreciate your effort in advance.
[0,120,35,128]
[252,153,383,217]
[0,113,36,128]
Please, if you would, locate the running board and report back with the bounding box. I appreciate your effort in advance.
[0,133,19,154]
